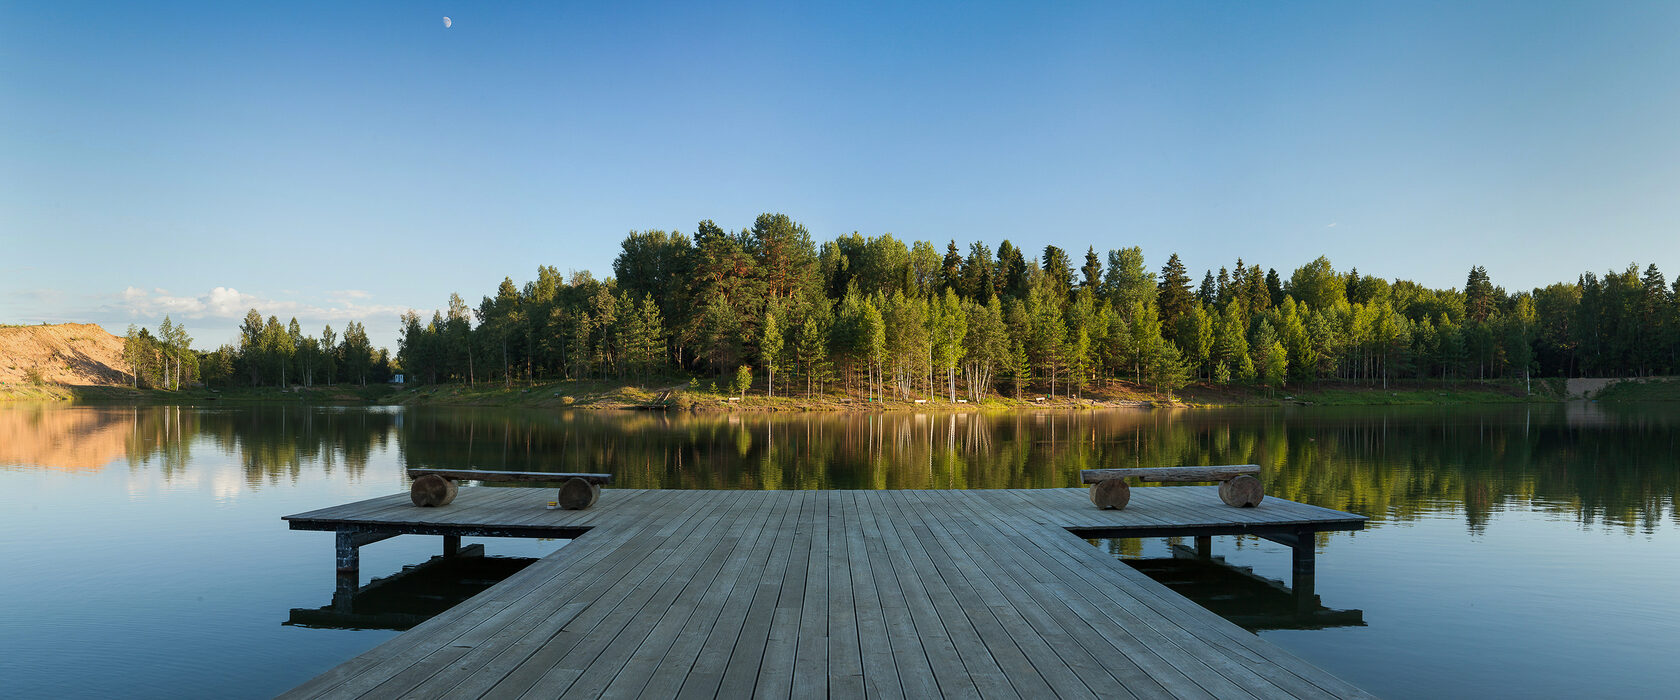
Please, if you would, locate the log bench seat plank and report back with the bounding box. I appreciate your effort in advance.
[1079,465,1259,484]
[408,468,613,484]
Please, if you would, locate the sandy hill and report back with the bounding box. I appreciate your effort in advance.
[0,323,131,386]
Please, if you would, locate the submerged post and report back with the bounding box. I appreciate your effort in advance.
[443,535,461,557]
[1195,535,1212,559]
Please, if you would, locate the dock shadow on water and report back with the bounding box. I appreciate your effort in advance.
[287,551,538,632]
[1099,538,1366,633]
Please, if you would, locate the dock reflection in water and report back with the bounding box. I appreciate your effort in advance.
[288,548,537,632]
[1123,543,1365,631]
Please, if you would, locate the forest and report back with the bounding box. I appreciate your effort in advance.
[129,213,1680,400]
[392,213,1680,400]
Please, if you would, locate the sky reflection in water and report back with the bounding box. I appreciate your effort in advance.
[0,402,1676,698]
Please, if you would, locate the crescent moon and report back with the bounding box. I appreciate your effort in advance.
[443,17,452,28]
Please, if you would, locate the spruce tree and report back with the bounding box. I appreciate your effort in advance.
[1156,253,1195,339]
[1081,247,1102,291]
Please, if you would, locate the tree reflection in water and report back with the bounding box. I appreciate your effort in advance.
[6,402,1674,533]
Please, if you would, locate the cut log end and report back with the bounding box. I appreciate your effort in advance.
[557,478,601,510]
[1218,475,1264,507]
[1089,479,1130,510]
[410,474,458,507]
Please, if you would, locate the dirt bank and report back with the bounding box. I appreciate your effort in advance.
[0,323,129,387]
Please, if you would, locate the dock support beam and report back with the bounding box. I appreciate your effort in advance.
[1291,534,1316,614]
[443,535,461,558]
[1194,535,1212,559]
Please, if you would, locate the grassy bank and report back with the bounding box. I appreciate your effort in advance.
[1592,378,1680,401]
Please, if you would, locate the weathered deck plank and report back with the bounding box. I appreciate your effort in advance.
[282,487,1371,700]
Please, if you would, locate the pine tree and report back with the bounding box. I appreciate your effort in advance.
[1465,265,1495,323]
[1080,247,1102,291]
[637,294,667,383]
[1266,268,1284,307]
[960,242,996,302]
[1213,301,1252,383]
[941,241,964,293]
[1198,271,1217,307]
[1245,263,1271,314]
[997,241,1029,300]
[1156,253,1195,339]
[1041,245,1074,304]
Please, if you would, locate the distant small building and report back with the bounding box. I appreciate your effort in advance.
[391,374,405,384]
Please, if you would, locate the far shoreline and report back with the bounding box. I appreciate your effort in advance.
[14,375,1674,409]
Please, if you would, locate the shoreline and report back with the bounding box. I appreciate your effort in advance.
[1,376,1624,409]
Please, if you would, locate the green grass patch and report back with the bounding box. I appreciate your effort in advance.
[1593,378,1680,402]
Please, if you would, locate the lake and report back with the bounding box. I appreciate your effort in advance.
[2,402,1677,698]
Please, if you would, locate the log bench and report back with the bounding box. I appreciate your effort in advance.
[1079,465,1263,510]
[407,469,614,510]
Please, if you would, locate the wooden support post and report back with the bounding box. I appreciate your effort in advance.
[335,530,360,575]
[334,530,361,610]
[1195,536,1212,559]
[443,535,461,557]
[1292,533,1316,613]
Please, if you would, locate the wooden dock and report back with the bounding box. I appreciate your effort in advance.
[283,487,1370,699]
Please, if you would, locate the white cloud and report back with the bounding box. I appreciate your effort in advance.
[205,287,250,316]
[114,286,408,323]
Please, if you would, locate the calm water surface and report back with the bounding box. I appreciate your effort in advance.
[2,402,1677,698]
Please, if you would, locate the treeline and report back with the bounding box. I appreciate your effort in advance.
[389,212,1679,399]
[122,317,195,389]
[124,311,394,389]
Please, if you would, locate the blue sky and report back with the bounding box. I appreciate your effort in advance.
[4,1,1678,350]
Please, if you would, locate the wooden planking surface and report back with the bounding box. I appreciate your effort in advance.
[282,488,1372,699]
